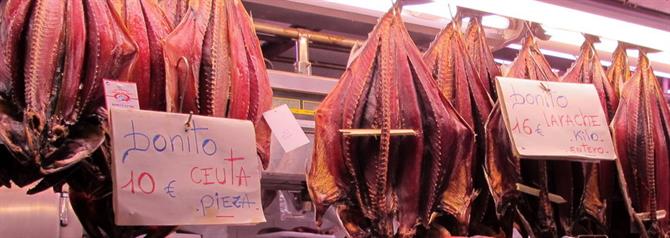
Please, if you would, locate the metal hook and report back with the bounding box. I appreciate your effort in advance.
[389,0,402,15]
[522,21,537,40]
[184,111,194,132]
[177,56,192,113]
[447,3,457,25]
[539,82,551,92]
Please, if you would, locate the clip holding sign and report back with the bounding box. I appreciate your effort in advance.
[184,111,194,132]
[539,82,551,92]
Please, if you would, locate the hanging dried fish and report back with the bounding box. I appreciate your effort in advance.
[465,17,501,101]
[485,34,559,237]
[163,0,212,114]
[308,6,474,237]
[607,42,631,98]
[560,36,618,235]
[0,0,272,236]
[116,0,153,110]
[142,0,174,111]
[221,0,273,168]
[612,51,670,237]
[423,20,493,235]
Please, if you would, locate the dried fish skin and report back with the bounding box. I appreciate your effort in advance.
[120,0,153,110]
[224,0,273,169]
[485,35,559,237]
[612,52,670,236]
[561,38,619,120]
[308,7,474,237]
[560,38,619,234]
[163,0,212,114]
[423,20,491,235]
[0,0,36,166]
[607,42,631,98]
[0,0,33,104]
[51,0,87,129]
[199,0,231,118]
[424,22,493,137]
[140,0,174,111]
[465,17,501,101]
[23,0,66,145]
[79,0,137,116]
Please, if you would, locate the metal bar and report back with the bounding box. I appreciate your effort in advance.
[58,192,69,227]
[268,69,338,95]
[254,21,361,48]
[294,34,312,75]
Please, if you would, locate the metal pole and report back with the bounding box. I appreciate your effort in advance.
[254,22,361,48]
[294,34,312,75]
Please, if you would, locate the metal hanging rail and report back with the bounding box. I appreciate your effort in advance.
[254,21,361,48]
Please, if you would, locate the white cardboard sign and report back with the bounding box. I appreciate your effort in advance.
[110,108,265,225]
[263,104,310,152]
[103,79,140,109]
[496,77,616,161]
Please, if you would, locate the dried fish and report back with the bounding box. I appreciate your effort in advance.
[423,20,493,235]
[612,51,670,236]
[308,6,474,237]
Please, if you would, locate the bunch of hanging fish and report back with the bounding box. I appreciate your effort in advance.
[0,0,272,237]
[309,5,670,237]
[307,6,474,237]
[612,50,670,237]
[422,18,493,236]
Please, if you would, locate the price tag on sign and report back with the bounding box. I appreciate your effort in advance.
[263,104,310,152]
[103,79,140,109]
[109,108,265,225]
[496,77,616,161]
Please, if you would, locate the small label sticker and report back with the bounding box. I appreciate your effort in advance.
[263,104,310,152]
[104,79,140,110]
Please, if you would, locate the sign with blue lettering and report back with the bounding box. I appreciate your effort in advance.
[496,77,616,161]
[110,108,265,225]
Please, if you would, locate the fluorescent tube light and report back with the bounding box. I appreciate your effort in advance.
[507,43,577,60]
[294,0,670,78]
[442,0,670,52]
[482,15,509,29]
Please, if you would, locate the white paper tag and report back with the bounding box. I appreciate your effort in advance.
[110,108,265,225]
[496,77,616,161]
[103,79,140,110]
[263,104,310,153]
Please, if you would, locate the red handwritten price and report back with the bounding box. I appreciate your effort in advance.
[511,118,532,135]
[510,117,543,136]
[121,170,156,194]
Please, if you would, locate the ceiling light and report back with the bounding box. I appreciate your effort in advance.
[507,43,576,60]
[655,71,670,79]
[481,15,509,29]
[309,0,670,52]
[315,0,456,29]
[543,27,583,46]
[442,0,670,52]
[594,38,618,52]
[626,49,639,58]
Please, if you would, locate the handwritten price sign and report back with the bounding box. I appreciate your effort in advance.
[110,108,265,225]
[496,77,616,161]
